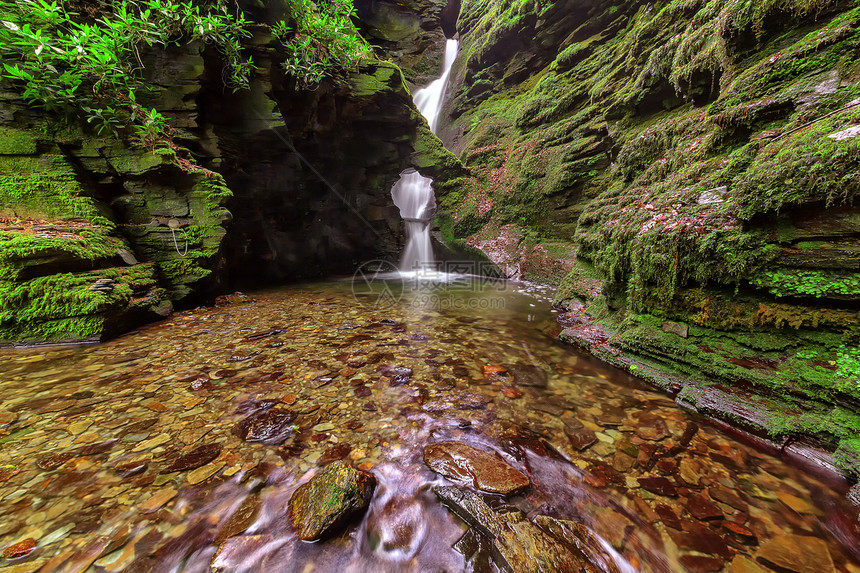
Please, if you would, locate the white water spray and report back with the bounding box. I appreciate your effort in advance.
[391,39,459,273]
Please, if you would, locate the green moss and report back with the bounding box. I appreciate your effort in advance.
[0,154,112,226]
[350,61,406,98]
[0,126,39,155]
[0,264,164,342]
[833,438,860,476]
[554,259,604,305]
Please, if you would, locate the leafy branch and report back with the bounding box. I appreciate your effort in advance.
[0,0,254,145]
[274,0,371,89]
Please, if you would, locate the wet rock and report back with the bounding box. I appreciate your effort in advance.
[210,534,273,571]
[226,350,261,363]
[848,483,860,506]
[160,443,222,473]
[138,487,178,514]
[634,414,670,441]
[453,528,492,567]
[215,292,253,306]
[187,461,225,484]
[308,375,335,389]
[116,461,147,478]
[776,491,820,515]
[319,444,352,465]
[637,477,677,497]
[482,364,507,376]
[215,494,261,545]
[731,555,768,573]
[654,504,682,530]
[708,486,748,511]
[566,427,597,451]
[680,555,722,572]
[721,521,757,544]
[755,534,835,573]
[190,375,212,391]
[353,385,372,397]
[288,460,376,541]
[668,522,732,559]
[77,439,118,456]
[502,362,548,387]
[433,486,602,573]
[366,494,427,555]
[501,387,523,399]
[235,407,296,445]
[3,537,35,559]
[245,329,283,340]
[37,452,75,471]
[384,366,412,386]
[458,393,492,410]
[424,441,530,495]
[686,493,723,520]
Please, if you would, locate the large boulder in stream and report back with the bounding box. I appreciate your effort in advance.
[423,441,530,495]
[288,461,377,541]
[435,485,621,573]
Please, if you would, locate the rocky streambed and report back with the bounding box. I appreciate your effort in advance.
[0,277,858,572]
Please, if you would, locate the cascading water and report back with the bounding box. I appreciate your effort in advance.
[391,39,459,274]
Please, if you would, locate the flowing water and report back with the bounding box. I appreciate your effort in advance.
[0,276,858,572]
[391,39,459,273]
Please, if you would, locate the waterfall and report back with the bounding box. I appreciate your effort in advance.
[391,39,459,274]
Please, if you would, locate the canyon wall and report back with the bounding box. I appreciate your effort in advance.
[436,0,860,477]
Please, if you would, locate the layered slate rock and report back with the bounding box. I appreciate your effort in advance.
[0,43,230,345]
[423,441,530,495]
[288,461,377,541]
[435,485,614,573]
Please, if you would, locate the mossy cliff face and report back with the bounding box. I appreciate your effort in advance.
[438,0,860,477]
[354,0,452,85]
[0,44,231,345]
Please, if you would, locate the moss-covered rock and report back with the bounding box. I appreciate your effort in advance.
[288,460,376,541]
[0,42,233,344]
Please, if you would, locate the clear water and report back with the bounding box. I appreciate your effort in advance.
[0,277,858,572]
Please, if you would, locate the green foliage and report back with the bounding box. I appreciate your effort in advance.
[0,0,253,142]
[274,0,371,88]
[753,269,860,298]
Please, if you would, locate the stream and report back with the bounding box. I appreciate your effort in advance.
[0,275,858,572]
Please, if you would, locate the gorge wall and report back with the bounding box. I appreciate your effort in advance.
[435,0,860,477]
[0,0,460,345]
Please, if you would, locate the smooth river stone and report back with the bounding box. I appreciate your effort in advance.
[423,441,530,495]
[755,535,835,573]
[288,461,376,541]
[160,443,222,473]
